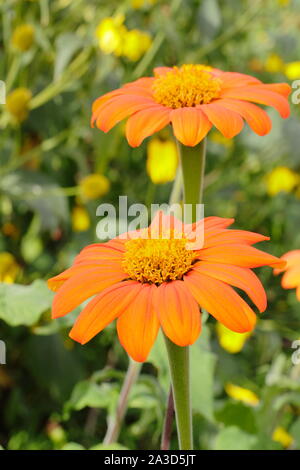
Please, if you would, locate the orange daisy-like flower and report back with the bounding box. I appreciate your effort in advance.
[91,64,291,147]
[274,250,300,301]
[48,212,285,362]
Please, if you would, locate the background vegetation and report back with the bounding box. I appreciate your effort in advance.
[1,0,300,450]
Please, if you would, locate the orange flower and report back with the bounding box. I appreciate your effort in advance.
[274,250,300,301]
[91,64,291,147]
[48,212,285,362]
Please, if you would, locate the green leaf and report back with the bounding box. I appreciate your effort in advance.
[54,33,83,81]
[215,402,257,434]
[24,335,84,401]
[190,326,217,422]
[214,426,257,450]
[65,380,119,414]
[0,280,53,326]
[129,383,160,409]
[148,331,170,392]
[0,170,68,231]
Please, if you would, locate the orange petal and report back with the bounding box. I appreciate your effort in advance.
[94,95,157,132]
[199,244,285,268]
[280,250,300,270]
[48,268,74,292]
[219,72,262,89]
[51,267,127,318]
[117,284,159,362]
[215,98,272,136]
[126,106,171,147]
[262,83,292,98]
[296,286,300,301]
[48,260,125,292]
[69,280,142,344]
[92,89,124,114]
[171,107,212,146]
[281,266,300,289]
[91,81,155,125]
[274,251,298,275]
[204,216,235,230]
[74,240,125,264]
[203,229,270,248]
[220,86,290,118]
[200,102,244,138]
[184,271,256,333]
[192,262,267,312]
[186,217,235,241]
[154,280,201,346]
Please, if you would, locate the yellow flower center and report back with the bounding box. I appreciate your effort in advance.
[122,234,198,284]
[152,64,222,109]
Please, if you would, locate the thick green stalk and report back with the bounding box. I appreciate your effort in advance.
[164,336,192,450]
[177,138,206,206]
[164,138,207,450]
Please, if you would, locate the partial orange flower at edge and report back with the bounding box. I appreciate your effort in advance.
[91,64,291,147]
[274,250,300,301]
[48,212,285,362]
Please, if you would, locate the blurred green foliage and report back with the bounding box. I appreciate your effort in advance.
[1,0,300,451]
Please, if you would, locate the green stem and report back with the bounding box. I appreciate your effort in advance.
[164,138,207,450]
[177,138,206,206]
[164,336,192,450]
[103,359,141,445]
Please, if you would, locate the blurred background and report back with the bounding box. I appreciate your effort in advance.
[1,0,300,451]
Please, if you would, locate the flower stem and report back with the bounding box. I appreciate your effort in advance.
[164,335,192,450]
[164,138,207,450]
[177,138,206,207]
[103,358,141,445]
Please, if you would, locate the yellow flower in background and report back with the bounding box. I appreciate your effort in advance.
[147,138,178,184]
[277,0,290,6]
[284,61,300,80]
[0,252,21,283]
[12,24,35,51]
[266,166,299,196]
[272,426,293,448]
[264,53,284,73]
[225,383,260,406]
[71,206,90,232]
[216,323,251,354]
[122,30,152,62]
[95,16,152,61]
[209,130,234,149]
[6,88,32,122]
[95,16,126,56]
[131,0,158,8]
[79,173,110,200]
